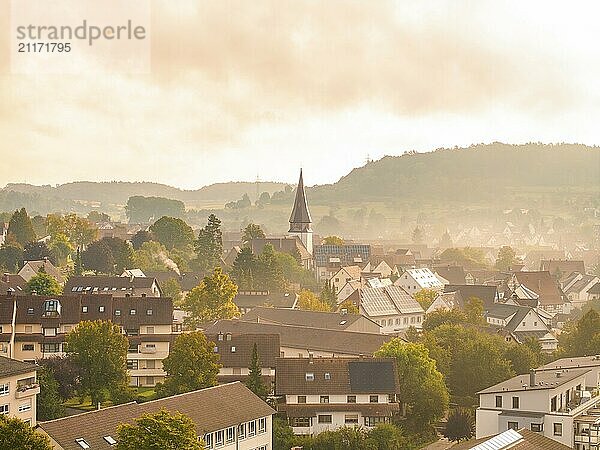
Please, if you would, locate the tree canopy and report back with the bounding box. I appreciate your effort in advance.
[7,207,36,246]
[150,216,194,250]
[125,196,186,223]
[25,269,62,296]
[0,415,52,450]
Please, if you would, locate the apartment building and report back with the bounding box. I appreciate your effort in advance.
[276,357,399,436]
[0,293,173,387]
[359,285,424,333]
[64,275,162,298]
[0,356,38,426]
[394,267,443,295]
[476,365,600,447]
[38,382,275,450]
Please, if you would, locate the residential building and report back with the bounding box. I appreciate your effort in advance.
[336,279,362,305]
[562,272,600,308]
[507,272,570,314]
[0,293,173,387]
[540,259,586,281]
[476,366,600,447]
[205,333,279,386]
[38,382,275,450]
[241,306,380,333]
[433,265,467,285]
[0,356,38,426]
[0,273,26,295]
[443,284,499,309]
[64,275,162,298]
[19,259,64,284]
[233,291,298,315]
[276,357,399,435]
[359,285,424,333]
[288,169,314,257]
[589,282,600,301]
[314,246,371,282]
[451,428,572,450]
[426,291,463,314]
[329,266,362,293]
[485,303,558,352]
[204,320,392,358]
[394,268,444,295]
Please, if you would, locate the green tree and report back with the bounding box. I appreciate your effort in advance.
[242,223,266,244]
[366,423,406,450]
[23,241,56,265]
[319,279,337,308]
[495,246,519,271]
[46,214,98,248]
[504,344,539,375]
[7,208,36,246]
[36,366,65,421]
[297,289,332,312]
[422,309,467,332]
[182,267,239,327]
[157,332,220,397]
[194,214,223,272]
[231,247,258,290]
[256,244,284,291]
[65,320,129,407]
[162,278,182,305]
[131,230,154,250]
[414,288,438,310]
[116,409,204,450]
[87,211,111,223]
[82,240,115,274]
[439,248,487,270]
[133,241,170,272]
[37,356,81,400]
[125,196,186,223]
[150,216,194,251]
[443,408,475,442]
[25,269,62,295]
[0,244,24,272]
[558,309,600,357]
[322,235,344,246]
[245,343,268,400]
[375,340,449,431]
[272,417,295,450]
[0,415,52,450]
[73,247,83,275]
[464,296,486,325]
[31,215,47,238]
[48,233,75,266]
[99,237,134,273]
[337,299,359,314]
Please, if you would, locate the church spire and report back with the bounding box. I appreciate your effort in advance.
[289,169,312,232]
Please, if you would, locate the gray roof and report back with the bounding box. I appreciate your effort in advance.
[241,306,377,330]
[38,382,274,450]
[478,368,590,394]
[288,169,312,231]
[444,284,498,308]
[360,285,423,317]
[0,356,37,378]
[537,356,600,372]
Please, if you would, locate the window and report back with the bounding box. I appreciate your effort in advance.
[25,325,33,334]
[213,346,219,353]
[324,372,331,380]
[531,423,543,432]
[248,420,256,436]
[345,414,359,424]
[297,395,306,404]
[553,423,562,436]
[320,395,329,404]
[318,414,332,424]
[347,395,356,403]
[290,417,310,427]
[0,384,8,396]
[495,396,502,407]
[130,309,136,315]
[146,309,153,315]
[128,343,139,353]
[103,436,117,445]
[82,306,88,313]
[305,372,314,381]
[42,343,60,353]
[258,417,266,433]
[27,308,34,315]
[238,423,246,439]
[43,327,57,337]
[146,326,154,334]
[22,344,34,351]
[97,305,105,313]
[75,438,91,449]
[364,416,388,427]
[127,360,138,370]
[231,346,236,353]
[507,421,518,430]
[115,309,121,316]
[146,360,156,369]
[214,429,224,446]
[512,396,519,409]
[551,396,557,412]
[0,404,8,414]
[370,395,379,403]
[217,334,224,341]
[226,426,235,443]
[204,433,213,448]
[18,402,31,412]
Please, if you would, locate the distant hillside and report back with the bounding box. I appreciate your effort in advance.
[2,181,286,210]
[309,143,600,205]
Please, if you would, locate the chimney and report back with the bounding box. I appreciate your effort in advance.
[529,369,536,387]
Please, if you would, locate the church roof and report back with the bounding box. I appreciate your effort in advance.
[289,169,312,230]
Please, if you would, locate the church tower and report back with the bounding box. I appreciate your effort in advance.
[289,169,313,255]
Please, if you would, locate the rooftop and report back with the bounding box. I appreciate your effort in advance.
[0,356,37,378]
[478,368,590,395]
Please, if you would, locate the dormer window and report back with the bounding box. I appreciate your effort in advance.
[27,308,34,315]
[231,346,236,353]
[98,306,105,313]
[130,309,136,315]
[305,373,314,381]
[324,372,331,380]
[43,300,61,317]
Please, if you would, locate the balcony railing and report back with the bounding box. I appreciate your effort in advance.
[15,384,40,398]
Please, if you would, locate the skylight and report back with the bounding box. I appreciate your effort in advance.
[104,435,117,445]
[75,438,90,449]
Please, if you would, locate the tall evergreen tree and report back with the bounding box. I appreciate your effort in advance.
[256,244,284,291]
[195,214,223,272]
[231,247,258,290]
[245,343,268,400]
[7,208,36,246]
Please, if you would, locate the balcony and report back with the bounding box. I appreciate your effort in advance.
[140,346,156,354]
[15,384,40,399]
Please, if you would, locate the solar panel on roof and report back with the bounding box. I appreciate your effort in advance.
[471,429,522,450]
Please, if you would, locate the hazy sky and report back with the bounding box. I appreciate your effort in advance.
[1,0,600,189]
